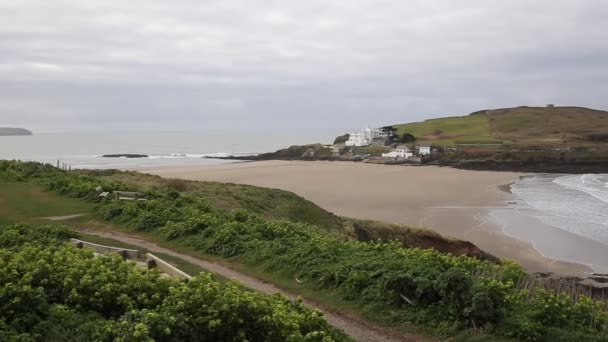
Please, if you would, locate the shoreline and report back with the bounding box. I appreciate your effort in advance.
[488,208,608,274]
[136,160,595,277]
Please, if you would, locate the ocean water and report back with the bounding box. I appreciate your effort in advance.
[0,130,336,169]
[512,174,608,246]
[490,174,608,273]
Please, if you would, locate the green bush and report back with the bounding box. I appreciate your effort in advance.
[0,223,348,341]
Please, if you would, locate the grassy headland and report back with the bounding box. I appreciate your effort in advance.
[235,106,608,173]
[394,106,608,147]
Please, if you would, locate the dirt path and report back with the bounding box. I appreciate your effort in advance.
[41,213,86,221]
[76,228,434,342]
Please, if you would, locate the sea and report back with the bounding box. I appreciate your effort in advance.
[490,174,608,273]
[0,130,337,169]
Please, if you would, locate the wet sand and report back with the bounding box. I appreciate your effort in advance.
[139,160,592,276]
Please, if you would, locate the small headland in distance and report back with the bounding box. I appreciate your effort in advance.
[102,153,149,158]
[0,127,33,136]
[208,105,608,173]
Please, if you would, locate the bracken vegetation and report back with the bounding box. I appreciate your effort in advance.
[0,224,348,341]
[1,160,607,341]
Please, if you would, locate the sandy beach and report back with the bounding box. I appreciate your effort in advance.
[140,160,592,276]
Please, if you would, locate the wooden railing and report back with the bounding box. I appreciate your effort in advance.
[145,253,192,280]
[71,238,192,280]
[71,238,140,260]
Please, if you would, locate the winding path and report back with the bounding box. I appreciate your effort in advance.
[76,228,434,342]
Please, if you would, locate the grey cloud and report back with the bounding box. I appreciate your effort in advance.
[0,0,607,132]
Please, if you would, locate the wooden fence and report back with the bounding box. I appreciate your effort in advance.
[71,238,192,280]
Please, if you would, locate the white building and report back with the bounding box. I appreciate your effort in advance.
[345,132,368,146]
[418,146,431,156]
[382,145,413,159]
[345,127,389,146]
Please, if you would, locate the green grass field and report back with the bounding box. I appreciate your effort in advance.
[392,106,608,147]
[0,180,93,225]
[97,171,345,231]
[394,113,500,146]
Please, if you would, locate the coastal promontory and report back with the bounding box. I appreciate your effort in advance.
[0,127,33,136]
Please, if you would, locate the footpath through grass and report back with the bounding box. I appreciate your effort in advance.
[0,179,435,339]
[0,180,225,283]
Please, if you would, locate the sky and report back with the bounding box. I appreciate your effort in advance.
[1,0,607,133]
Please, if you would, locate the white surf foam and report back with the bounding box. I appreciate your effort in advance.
[511,174,608,245]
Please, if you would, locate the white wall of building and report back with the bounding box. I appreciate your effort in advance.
[382,146,413,159]
[345,127,389,146]
[419,146,431,155]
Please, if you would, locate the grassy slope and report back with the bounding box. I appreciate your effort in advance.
[94,171,493,259]
[0,181,228,283]
[95,170,345,232]
[394,113,498,146]
[0,179,444,339]
[488,106,608,145]
[0,170,496,262]
[393,106,608,147]
[0,180,93,225]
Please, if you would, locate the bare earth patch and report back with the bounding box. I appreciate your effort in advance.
[41,213,86,221]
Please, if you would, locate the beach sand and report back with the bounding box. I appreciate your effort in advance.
[139,160,591,276]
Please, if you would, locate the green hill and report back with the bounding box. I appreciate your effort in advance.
[393,106,608,147]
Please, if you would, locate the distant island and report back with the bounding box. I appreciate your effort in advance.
[213,105,608,173]
[102,154,149,158]
[0,127,32,136]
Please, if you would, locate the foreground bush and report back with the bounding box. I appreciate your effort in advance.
[0,224,347,341]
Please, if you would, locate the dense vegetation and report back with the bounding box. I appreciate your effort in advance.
[0,224,347,341]
[97,170,344,232]
[1,161,607,340]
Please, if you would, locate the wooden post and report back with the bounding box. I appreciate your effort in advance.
[118,250,127,260]
[146,259,157,269]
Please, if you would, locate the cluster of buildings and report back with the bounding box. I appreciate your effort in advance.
[345,127,391,146]
[342,127,431,160]
[381,145,430,159]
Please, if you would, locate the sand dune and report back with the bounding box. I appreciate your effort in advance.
[140,160,591,276]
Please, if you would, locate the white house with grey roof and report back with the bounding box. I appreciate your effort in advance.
[382,145,413,159]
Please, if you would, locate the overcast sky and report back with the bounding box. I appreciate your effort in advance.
[1,0,607,133]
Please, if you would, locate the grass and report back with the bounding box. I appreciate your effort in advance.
[391,106,608,148]
[0,180,93,225]
[0,179,433,338]
[0,178,503,340]
[95,171,344,231]
[394,113,498,146]
[488,106,608,145]
[0,180,227,283]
